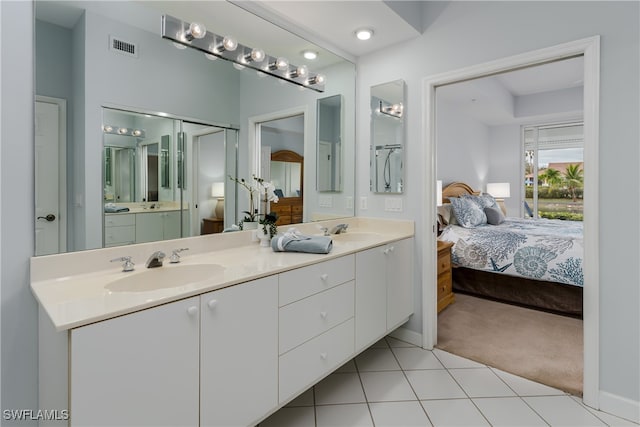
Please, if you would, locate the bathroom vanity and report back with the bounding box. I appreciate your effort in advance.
[32,218,414,427]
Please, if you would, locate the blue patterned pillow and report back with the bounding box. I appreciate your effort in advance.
[449,197,487,228]
[462,194,498,209]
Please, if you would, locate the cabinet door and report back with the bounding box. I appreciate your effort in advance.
[163,211,182,240]
[70,297,200,427]
[355,246,387,352]
[200,276,278,427]
[135,212,164,243]
[386,238,415,329]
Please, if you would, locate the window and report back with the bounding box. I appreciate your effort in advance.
[523,122,584,221]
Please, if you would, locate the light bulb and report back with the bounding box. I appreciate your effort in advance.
[186,22,206,40]
[289,65,308,78]
[132,129,142,137]
[243,48,265,63]
[267,57,288,71]
[306,74,326,85]
[118,128,128,135]
[173,31,188,49]
[103,125,113,133]
[205,43,218,61]
[215,35,237,53]
[355,28,373,40]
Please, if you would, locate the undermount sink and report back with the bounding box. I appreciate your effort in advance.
[106,264,225,293]
[331,232,384,242]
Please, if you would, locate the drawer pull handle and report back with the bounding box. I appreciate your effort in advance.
[207,299,218,309]
[320,352,328,360]
[320,311,327,319]
[389,246,395,252]
[320,273,329,281]
[187,306,198,316]
[383,248,390,255]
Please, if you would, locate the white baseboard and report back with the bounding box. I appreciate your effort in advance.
[599,391,640,423]
[388,326,422,347]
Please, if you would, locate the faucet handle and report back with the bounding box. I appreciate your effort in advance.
[110,256,135,272]
[170,248,189,263]
[316,224,329,236]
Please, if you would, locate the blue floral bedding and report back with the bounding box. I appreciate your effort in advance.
[440,218,584,287]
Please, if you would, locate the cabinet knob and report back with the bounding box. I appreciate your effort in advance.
[320,273,329,281]
[320,311,328,319]
[207,299,218,309]
[320,352,328,360]
[187,306,198,316]
[383,248,390,255]
[389,246,395,252]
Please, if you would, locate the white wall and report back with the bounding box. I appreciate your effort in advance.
[487,124,522,215]
[357,0,639,409]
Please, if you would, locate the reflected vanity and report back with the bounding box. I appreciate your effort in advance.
[370,79,406,194]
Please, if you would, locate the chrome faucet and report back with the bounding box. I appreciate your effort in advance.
[111,256,135,272]
[329,224,349,234]
[170,248,189,263]
[145,251,166,268]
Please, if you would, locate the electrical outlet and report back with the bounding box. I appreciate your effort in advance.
[319,195,333,208]
[359,196,368,210]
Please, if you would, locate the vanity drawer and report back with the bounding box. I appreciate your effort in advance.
[105,213,135,227]
[279,281,354,354]
[437,252,451,274]
[279,318,354,403]
[279,255,355,306]
[105,225,135,245]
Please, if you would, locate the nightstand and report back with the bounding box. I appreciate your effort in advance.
[202,218,224,234]
[437,240,455,313]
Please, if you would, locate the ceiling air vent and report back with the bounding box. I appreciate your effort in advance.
[110,36,137,58]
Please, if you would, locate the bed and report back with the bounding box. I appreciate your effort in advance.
[438,182,583,317]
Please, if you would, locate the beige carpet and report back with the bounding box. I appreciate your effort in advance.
[437,293,583,396]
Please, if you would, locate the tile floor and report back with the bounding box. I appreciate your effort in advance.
[259,336,638,427]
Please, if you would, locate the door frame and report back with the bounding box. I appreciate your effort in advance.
[421,36,600,408]
[35,95,67,253]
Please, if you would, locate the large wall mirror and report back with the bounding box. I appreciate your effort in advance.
[370,79,406,194]
[34,0,356,255]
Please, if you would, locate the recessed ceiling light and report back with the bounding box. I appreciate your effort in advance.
[302,50,318,60]
[355,28,374,41]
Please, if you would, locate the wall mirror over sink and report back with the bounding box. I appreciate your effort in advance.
[370,79,406,194]
[33,0,355,255]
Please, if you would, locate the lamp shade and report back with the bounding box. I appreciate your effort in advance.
[487,182,511,198]
[436,180,443,206]
[211,182,225,198]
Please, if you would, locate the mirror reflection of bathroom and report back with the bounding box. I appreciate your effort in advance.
[317,95,343,192]
[370,79,406,193]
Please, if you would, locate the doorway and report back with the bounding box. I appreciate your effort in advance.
[422,37,600,407]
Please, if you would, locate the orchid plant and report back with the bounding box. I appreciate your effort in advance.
[228,174,279,235]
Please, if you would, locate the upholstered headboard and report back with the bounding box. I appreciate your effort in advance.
[441,182,479,203]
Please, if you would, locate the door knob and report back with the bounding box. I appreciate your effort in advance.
[37,214,56,222]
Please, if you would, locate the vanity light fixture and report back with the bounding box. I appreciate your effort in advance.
[103,125,146,138]
[161,15,325,92]
[355,28,374,41]
[118,127,129,135]
[378,100,403,118]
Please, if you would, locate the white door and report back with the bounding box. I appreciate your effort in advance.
[35,100,62,255]
[318,141,332,191]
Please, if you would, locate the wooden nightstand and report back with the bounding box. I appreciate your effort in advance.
[202,218,224,234]
[437,240,455,313]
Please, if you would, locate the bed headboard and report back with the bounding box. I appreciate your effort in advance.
[441,182,479,203]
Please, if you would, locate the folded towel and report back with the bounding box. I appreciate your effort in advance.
[223,224,240,233]
[271,228,332,254]
[104,205,130,213]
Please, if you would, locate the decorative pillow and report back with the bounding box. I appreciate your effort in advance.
[462,194,498,209]
[437,204,458,226]
[484,205,505,225]
[449,197,487,228]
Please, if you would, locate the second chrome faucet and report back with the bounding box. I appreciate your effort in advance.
[145,251,166,268]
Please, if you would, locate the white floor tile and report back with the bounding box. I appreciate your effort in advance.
[315,403,373,427]
[314,373,366,405]
[432,348,486,369]
[472,397,547,426]
[491,367,565,397]
[386,336,416,348]
[334,358,358,373]
[370,338,390,348]
[359,371,417,402]
[391,347,444,370]
[449,368,517,398]
[259,406,315,427]
[285,388,314,407]
[421,399,490,426]
[523,395,606,426]
[405,370,467,400]
[355,347,401,372]
[569,396,640,426]
[369,401,433,426]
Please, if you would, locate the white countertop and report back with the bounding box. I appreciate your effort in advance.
[31,218,414,331]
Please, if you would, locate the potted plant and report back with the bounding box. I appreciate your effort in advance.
[228,175,279,237]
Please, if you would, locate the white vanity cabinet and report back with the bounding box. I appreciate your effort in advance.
[104,213,136,247]
[135,211,181,243]
[70,296,201,427]
[200,276,278,427]
[355,237,414,352]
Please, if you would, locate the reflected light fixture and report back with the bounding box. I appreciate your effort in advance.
[355,28,374,40]
[211,182,225,219]
[103,125,146,138]
[161,14,325,92]
[378,100,403,118]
